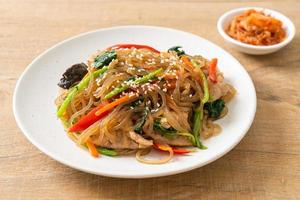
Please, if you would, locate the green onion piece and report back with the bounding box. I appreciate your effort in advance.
[199,70,209,104]
[93,51,117,69]
[177,132,197,146]
[104,86,129,100]
[104,68,163,100]
[192,103,207,149]
[191,60,209,104]
[97,147,118,156]
[189,61,209,149]
[57,66,109,118]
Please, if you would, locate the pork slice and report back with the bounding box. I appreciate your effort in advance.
[129,131,153,148]
[90,131,152,149]
[145,131,192,146]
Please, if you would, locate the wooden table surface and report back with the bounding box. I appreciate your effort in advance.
[1,0,299,199]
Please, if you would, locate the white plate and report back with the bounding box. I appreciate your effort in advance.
[13,26,256,178]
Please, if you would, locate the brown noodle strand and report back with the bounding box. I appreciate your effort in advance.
[136,147,174,165]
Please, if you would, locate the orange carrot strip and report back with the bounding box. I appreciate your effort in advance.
[86,141,99,157]
[181,56,195,72]
[153,143,192,155]
[181,56,201,84]
[95,95,131,116]
[208,58,218,83]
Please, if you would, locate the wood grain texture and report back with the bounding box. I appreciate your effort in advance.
[0,0,299,199]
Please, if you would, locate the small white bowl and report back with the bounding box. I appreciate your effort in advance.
[217,7,296,55]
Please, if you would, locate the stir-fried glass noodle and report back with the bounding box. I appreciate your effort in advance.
[55,44,236,164]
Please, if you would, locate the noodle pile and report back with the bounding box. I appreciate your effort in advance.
[55,45,236,164]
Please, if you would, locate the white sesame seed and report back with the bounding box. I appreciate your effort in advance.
[151,109,158,113]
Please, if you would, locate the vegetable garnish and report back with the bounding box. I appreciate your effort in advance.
[86,140,99,157]
[153,118,177,139]
[57,66,109,118]
[177,132,196,146]
[107,44,160,54]
[181,56,196,72]
[168,46,185,56]
[134,108,149,134]
[153,118,197,145]
[208,58,218,83]
[104,68,163,100]
[171,148,195,154]
[97,148,118,156]
[190,60,210,149]
[199,69,210,104]
[189,58,209,103]
[192,85,208,149]
[153,143,172,151]
[192,103,207,149]
[129,97,144,109]
[69,102,109,132]
[93,51,117,69]
[181,56,203,85]
[95,95,133,116]
[204,99,225,119]
[153,143,193,155]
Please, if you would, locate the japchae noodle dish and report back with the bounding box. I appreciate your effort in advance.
[55,44,236,164]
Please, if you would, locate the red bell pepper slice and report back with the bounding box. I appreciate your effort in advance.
[172,147,192,154]
[69,102,109,132]
[153,143,193,155]
[208,58,218,83]
[107,44,160,54]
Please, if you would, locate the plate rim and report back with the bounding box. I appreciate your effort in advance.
[13,25,257,178]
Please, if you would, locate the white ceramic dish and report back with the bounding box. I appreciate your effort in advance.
[13,25,256,178]
[217,7,295,55]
